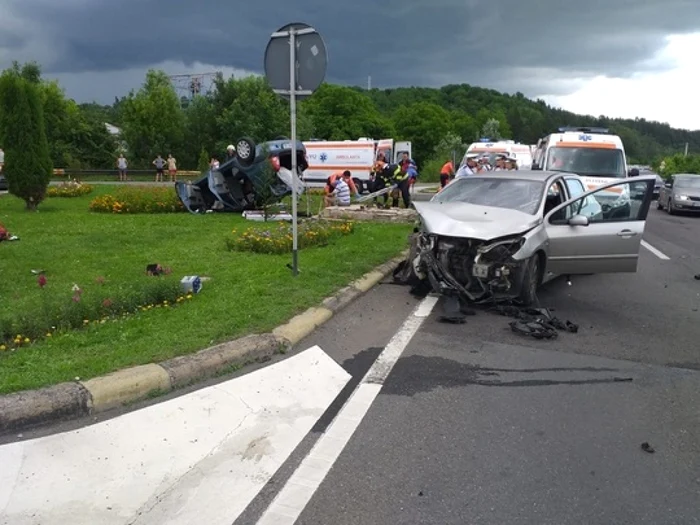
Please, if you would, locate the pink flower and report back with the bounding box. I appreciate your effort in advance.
[102,298,113,308]
[72,295,81,303]
[37,275,47,288]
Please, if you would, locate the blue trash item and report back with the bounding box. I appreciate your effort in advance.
[180,275,202,294]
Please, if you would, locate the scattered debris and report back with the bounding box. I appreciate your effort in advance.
[490,305,579,339]
[180,275,202,294]
[694,274,700,280]
[392,260,579,338]
[641,442,655,453]
[30,269,46,275]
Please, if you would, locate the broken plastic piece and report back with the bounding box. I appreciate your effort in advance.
[640,442,655,453]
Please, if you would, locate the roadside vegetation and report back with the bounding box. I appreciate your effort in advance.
[0,187,411,394]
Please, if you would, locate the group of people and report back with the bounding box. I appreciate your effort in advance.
[323,151,419,209]
[439,152,519,188]
[115,153,178,182]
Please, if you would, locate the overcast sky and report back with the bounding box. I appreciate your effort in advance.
[1,0,699,130]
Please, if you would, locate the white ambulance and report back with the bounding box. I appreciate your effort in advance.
[462,139,534,169]
[531,127,629,202]
[302,138,412,193]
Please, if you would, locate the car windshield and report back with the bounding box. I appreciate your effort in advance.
[546,147,626,178]
[433,177,544,215]
[675,176,700,189]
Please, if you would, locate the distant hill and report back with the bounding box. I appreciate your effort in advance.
[361,84,697,163]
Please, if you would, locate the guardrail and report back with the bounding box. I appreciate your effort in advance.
[52,168,203,177]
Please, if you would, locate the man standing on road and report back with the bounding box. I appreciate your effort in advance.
[153,154,166,182]
[440,159,454,188]
[167,154,177,182]
[455,154,477,179]
[116,153,127,182]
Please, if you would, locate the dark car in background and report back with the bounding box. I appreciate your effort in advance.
[0,174,7,191]
[629,166,663,200]
[175,136,308,214]
[657,173,700,215]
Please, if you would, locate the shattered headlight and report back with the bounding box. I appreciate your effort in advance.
[477,236,526,263]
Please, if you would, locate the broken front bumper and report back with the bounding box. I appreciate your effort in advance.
[410,232,530,304]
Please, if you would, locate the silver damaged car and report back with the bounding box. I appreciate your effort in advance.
[406,171,656,305]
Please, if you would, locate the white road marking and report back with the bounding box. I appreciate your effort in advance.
[256,294,440,525]
[0,346,350,525]
[641,239,670,260]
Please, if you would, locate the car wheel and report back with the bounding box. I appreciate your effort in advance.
[667,199,675,215]
[352,178,364,194]
[236,137,256,166]
[518,254,541,307]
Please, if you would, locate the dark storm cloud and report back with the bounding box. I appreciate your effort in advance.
[2,0,700,98]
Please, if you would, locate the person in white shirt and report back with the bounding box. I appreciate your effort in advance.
[455,154,478,179]
[327,178,351,206]
[116,153,127,181]
[493,154,507,171]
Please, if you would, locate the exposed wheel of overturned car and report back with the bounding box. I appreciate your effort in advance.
[236,137,256,166]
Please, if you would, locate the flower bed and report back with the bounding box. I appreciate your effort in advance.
[0,274,195,353]
[225,219,354,254]
[89,185,185,213]
[47,179,94,197]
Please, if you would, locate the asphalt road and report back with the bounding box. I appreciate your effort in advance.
[239,206,700,524]
[4,194,700,524]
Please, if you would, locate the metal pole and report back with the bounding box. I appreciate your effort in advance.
[289,28,299,276]
[684,142,689,157]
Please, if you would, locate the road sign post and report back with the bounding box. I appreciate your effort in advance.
[265,23,327,276]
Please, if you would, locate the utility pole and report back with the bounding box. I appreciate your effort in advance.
[367,75,371,90]
[684,142,689,156]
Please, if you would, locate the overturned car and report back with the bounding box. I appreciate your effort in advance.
[401,171,656,306]
[176,136,307,214]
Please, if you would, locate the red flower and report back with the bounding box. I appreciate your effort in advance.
[37,275,47,288]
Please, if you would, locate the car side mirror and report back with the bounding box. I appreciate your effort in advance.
[664,182,672,188]
[568,214,589,226]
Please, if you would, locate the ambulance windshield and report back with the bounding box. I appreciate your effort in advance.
[546,147,626,178]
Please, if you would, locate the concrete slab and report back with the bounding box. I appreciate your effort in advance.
[0,346,351,525]
[321,205,416,223]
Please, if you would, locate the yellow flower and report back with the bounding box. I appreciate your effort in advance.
[83,319,89,324]
[46,333,52,337]
[24,337,30,343]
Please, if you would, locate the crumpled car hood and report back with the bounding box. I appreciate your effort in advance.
[413,201,541,240]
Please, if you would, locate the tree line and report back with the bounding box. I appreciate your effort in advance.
[3,61,700,180]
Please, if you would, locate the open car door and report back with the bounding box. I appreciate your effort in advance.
[543,175,656,275]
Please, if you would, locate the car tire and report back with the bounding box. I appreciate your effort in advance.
[667,199,675,215]
[352,178,364,194]
[518,253,541,307]
[236,137,256,166]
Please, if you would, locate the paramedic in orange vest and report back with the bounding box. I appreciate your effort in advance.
[324,170,358,199]
[440,159,454,188]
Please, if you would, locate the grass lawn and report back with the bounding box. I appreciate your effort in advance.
[0,186,411,394]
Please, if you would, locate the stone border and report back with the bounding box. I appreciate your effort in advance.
[0,254,406,435]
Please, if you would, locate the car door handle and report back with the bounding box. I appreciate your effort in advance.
[617,230,637,237]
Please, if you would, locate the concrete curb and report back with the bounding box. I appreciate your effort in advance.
[0,252,407,435]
